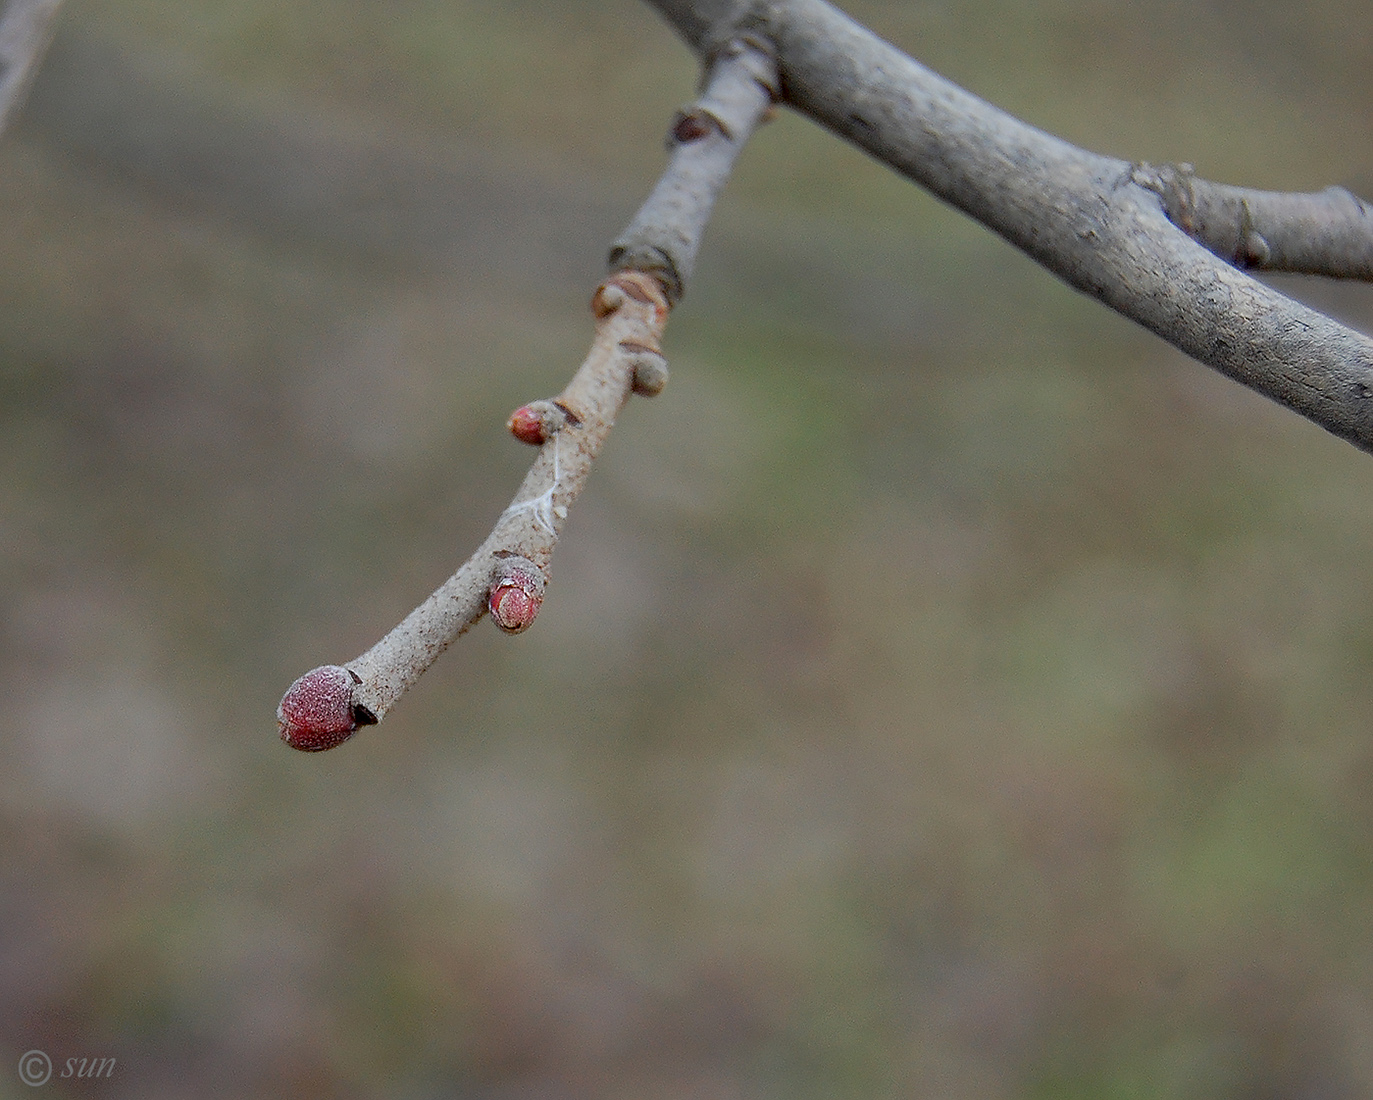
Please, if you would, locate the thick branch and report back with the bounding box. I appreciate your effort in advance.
[643,0,1373,453]
[0,0,62,136]
[277,40,777,749]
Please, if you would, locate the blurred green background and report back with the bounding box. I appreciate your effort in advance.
[3,1,1373,1096]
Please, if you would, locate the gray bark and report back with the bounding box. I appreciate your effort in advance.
[1130,163,1373,279]
[285,44,777,737]
[346,274,671,724]
[609,37,777,302]
[641,0,1373,454]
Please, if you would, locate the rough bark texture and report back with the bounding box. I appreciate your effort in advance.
[643,0,1373,453]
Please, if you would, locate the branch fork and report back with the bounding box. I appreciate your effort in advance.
[645,0,1373,450]
[281,2,1373,747]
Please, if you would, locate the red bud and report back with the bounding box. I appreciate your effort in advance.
[507,404,547,446]
[278,665,365,752]
[489,559,546,634]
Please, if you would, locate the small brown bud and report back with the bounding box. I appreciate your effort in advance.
[1237,230,1271,268]
[629,351,669,397]
[592,283,627,319]
[671,110,717,144]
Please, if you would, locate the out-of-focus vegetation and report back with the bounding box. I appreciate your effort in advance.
[2,1,1373,1096]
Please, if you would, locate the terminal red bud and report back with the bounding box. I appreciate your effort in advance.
[489,557,546,634]
[278,664,373,752]
[491,584,539,632]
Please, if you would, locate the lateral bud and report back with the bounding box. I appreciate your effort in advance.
[488,555,547,634]
[592,282,628,320]
[507,399,579,445]
[668,108,725,146]
[623,344,669,397]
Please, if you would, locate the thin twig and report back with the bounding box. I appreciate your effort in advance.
[278,39,777,750]
[610,36,778,303]
[345,272,669,723]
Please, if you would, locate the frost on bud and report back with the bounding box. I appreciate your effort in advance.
[488,555,546,634]
[278,665,376,752]
[507,400,580,446]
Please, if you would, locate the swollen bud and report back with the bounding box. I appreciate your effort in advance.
[627,348,669,397]
[507,400,579,446]
[278,665,375,752]
[507,404,547,445]
[488,556,546,634]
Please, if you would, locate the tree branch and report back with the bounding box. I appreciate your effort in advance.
[0,0,62,137]
[277,39,777,750]
[280,1,1373,746]
[643,0,1373,453]
[1130,162,1373,279]
[609,36,777,303]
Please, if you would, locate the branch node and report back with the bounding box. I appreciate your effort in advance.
[699,10,780,101]
[1131,161,1198,233]
[605,245,682,306]
[595,271,670,322]
[592,281,628,319]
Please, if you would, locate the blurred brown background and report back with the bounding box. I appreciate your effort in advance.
[3,1,1373,1096]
